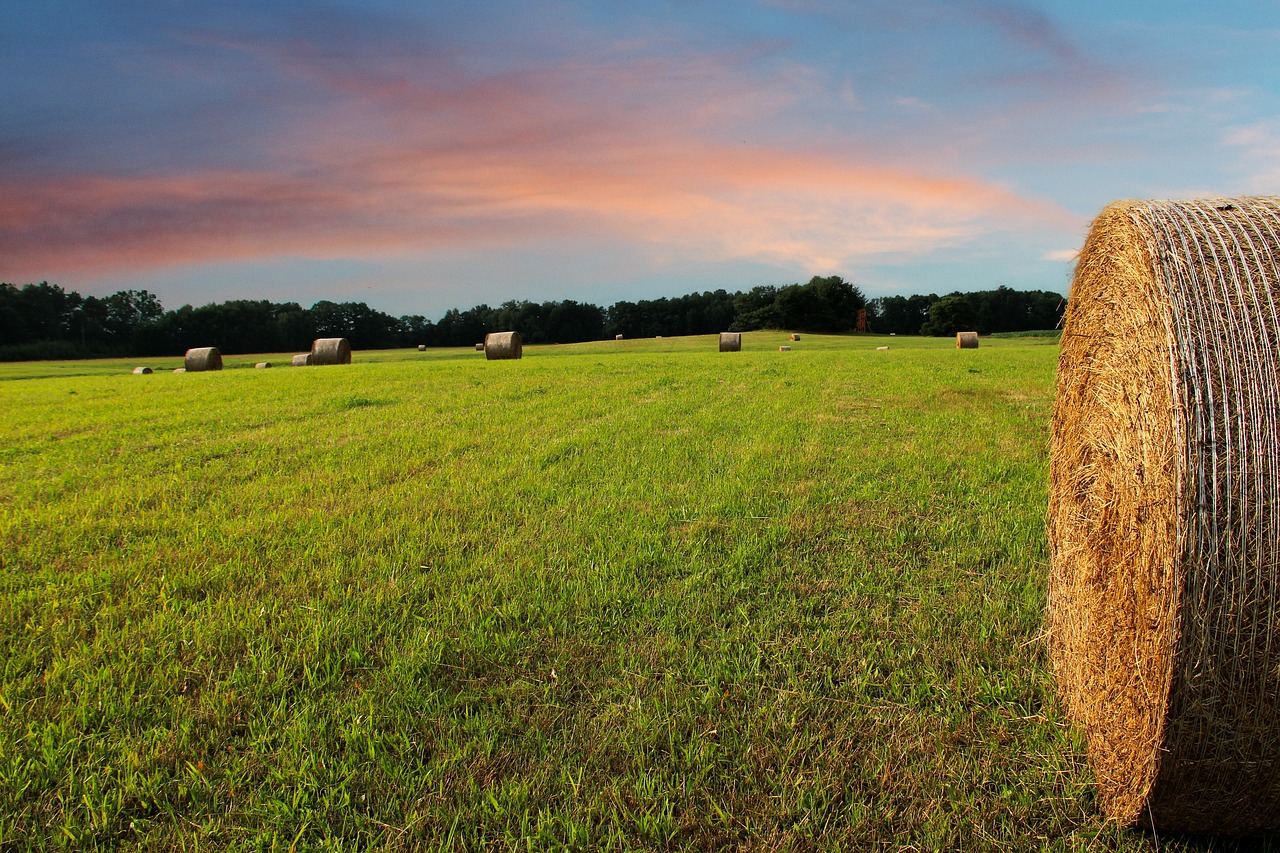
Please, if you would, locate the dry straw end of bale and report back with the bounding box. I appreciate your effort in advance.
[485,331,523,360]
[719,332,742,352]
[132,366,153,375]
[790,333,800,341]
[184,346,222,372]
[310,337,352,366]
[955,331,979,348]
[1048,196,1280,834]
[291,353,312,366]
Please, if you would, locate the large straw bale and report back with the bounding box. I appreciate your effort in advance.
[719,332,741,352]
[955,331,979,348]
[1048,197,1280,834]
[311,337,351,365]
[485,331,522,360]
[291,353,312,366]
[184,347,222,372]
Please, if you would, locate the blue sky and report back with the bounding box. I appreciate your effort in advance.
[2,1,1278,316]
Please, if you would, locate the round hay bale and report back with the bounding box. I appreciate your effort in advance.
[184,347,222,372]
[475,343,484,351]
[172,367,186,373]
[132,366,152,375]
[291,353,312,367]
[418,344,426,352]
[955,331,979,348]
[616,334,624,341]
[485,331,522,360]
[719,332,741,352]
[254,362,271,369]
[311,337,351,366]
[875,346,889,351]
[1048,197,1280,834]
[778,345,791,352]
[790,333,800,341]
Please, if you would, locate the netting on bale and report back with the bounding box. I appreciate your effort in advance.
[1048,197,1280,834]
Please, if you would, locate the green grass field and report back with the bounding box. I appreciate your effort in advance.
[0,334,1246,850]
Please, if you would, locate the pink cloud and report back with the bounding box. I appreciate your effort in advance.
[0,28,1074,283]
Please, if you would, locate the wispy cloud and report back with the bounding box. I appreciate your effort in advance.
[0,14,1072,282]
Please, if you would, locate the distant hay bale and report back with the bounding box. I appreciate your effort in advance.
[790,333,800,341]
[184,347,222,372]
[173,368,186,374]
[485,331,522,360]
[1048,197,1280,834]
[875,346,889,351]
[254,362,271,369]
[475,343,484,351]
[132,366,152,375]
[778,345,791,352]
[291,353,312,367]
[418,344,426,351]
[616,334,624,340]
[955,331,979,349]
[311,338,351,366]
[719,332,741,352]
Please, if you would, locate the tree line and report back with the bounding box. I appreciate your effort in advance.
[0,278,1063,361]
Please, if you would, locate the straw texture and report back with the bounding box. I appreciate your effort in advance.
[291,353,312,366]
[719,332,742,352]
[1048,197,1280,834]
[184,347,222,372]
[485,331,523,360]
[955,332,979,349]
[311,338,352,365]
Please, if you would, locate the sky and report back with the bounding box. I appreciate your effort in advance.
[2,1,1279,318]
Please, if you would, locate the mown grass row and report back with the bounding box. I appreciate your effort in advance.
[0,334,1217,850]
